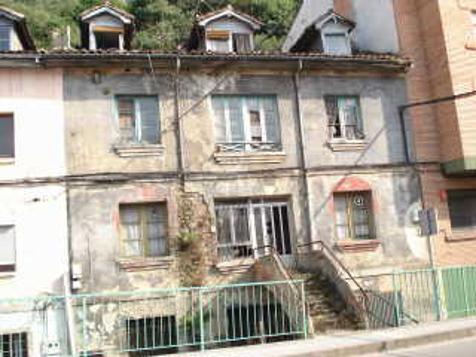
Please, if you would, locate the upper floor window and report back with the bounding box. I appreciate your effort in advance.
[325,95,364,141]
[212,95,281,152]
[448,190,476,230]
[116,96,160,145]
[232,33,252,52]
[0,25,10,51]
[205,31,253,53]
[0,114,14,158]
[119,203,168,258]
[323,32,351,55]
[334,191,374,240]
[0,225,15,273]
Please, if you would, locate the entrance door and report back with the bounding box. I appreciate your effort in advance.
[215,199,293,262]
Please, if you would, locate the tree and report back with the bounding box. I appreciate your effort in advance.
[1,0,299,50]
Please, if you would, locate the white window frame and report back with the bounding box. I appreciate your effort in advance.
[321,31,351,55]
[232,32,254,52]
[205,30,233,52]
[215,199,292,261]
[89,23,124,50]
[115,95,160,145]
[333,192,375,241]
[222,98,268,149]
[326,95,364,142]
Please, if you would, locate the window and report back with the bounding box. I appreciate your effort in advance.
[125,316,177,356]
[215,199,292,262]
[323,33,351,55]
[0,332,28,356]
[212,96,281,152]
[116,96,160,145]
[94,31,120,50]
[232,33,252,52]
[0,115,14,158]
[206,30,231,52]
[448,190,476,230]
[0,26,10,51]
[0,226,15,273]
[334,192,374,240]
[325,96,364,141]
[119,204,168,258]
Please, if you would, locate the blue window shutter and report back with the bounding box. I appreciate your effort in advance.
[212,96,227,143]
[228,97,245,142]
[138,97,160,144]
[262,96,280,143]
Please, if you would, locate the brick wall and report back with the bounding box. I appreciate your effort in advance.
[394,0,476,266]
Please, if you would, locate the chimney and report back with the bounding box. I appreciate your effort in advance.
[334,0,354,19]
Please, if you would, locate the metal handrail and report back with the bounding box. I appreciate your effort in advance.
[296,240,405,328]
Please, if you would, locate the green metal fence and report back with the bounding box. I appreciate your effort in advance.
[392,265,476,325]
[0,280,306,356]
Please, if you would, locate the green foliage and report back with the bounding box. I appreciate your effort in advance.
[1,0,299,50]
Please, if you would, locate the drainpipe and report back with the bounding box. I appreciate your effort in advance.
[174,56,185,189]
[292,60,313,254]
[63,185,77,355]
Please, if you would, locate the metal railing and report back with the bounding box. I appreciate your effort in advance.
[296,240,406,329]
[216,142,282,153]
[0,280,306,356]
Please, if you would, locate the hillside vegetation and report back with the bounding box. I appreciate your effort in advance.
[1,0,299,50]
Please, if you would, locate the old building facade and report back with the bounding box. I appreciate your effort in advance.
[0,1,451,355]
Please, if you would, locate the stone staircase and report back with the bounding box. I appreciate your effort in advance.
[293,271,365,334]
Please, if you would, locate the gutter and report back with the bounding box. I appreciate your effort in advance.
[292,59,314,248]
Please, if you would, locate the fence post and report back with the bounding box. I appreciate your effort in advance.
[199,289,205,351]
[392,271,401,327]
[81,297,87,356]
[462,268,469,317]
[431,268,442,321]
[301,281,307,339]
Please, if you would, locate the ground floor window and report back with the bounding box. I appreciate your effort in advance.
[334,191,374,240]
[215,199,292,261]
[125,316,177,356]
[447,190,476,230]
[0,332,28,357]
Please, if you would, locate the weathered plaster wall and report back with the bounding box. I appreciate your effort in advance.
[299,75,409,167]
[306,169,426,272]
[64,69,178,174]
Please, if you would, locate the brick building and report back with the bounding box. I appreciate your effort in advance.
[394,0,476,265]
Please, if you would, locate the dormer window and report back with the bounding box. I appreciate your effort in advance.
[188,5,262,53]
[79,3,134,51]
[0,6,35,51]
[323,32,351,55]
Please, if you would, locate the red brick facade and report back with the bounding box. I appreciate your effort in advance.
[394,0,476,265]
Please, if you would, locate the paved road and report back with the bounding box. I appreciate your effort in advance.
[367,337,476,357]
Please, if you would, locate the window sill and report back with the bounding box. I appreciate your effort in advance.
[214,151,286,165]
[216,258,255,274]
[113,144,165,158]
[116,256,173,272]
[336,239,380,253]
[327,140,367,152]
[445,229,476,242]
[0,157,14,165]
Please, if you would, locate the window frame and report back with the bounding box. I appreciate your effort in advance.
[333,191,375,241]
[212,95,281,152]
[0,225,16,273]
[447,189,476,231]
[119,203,168,259]
[206,30,232,52]
[0,113,15,158]
[325,95,364,142]
[232,32,253,53]
[0,331,29,357]
[0,25,11,51]
[322,31,351,55]
[114,95,160,145]
[214,198,293,262]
